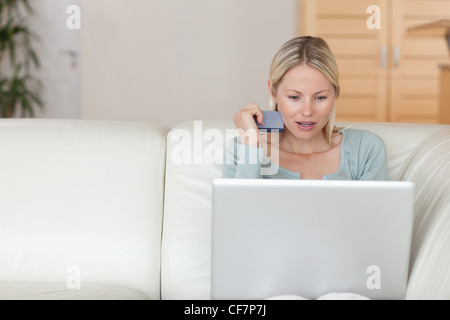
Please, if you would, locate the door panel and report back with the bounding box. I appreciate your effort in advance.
[404,0,450,15]
[390,0,450,122]
[32,0,81,119]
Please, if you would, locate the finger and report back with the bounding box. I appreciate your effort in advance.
[248,105,264,125]
[254,110,264,126]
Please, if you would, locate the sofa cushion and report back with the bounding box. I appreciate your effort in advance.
[161,120,234,299]
[0,119,168,299]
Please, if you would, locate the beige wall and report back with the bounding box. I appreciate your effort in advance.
[81,0,297,128]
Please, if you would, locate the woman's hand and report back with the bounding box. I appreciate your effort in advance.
[233,103,264,147]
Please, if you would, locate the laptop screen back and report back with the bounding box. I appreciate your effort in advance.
[211,179,414,300]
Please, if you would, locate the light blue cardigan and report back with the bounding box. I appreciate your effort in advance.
[222,128,389,180]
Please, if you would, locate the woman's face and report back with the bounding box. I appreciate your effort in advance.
[270,64,336,142]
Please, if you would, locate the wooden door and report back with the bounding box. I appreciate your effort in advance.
[390,0,450,123]
[300,0,390,122]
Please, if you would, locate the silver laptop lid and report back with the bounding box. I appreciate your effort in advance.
[211,179,414,300]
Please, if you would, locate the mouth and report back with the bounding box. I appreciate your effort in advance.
[295,121,317,130]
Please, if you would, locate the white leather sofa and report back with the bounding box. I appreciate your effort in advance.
[0,118,449,300]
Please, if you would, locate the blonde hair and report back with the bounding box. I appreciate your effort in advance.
[269,36,340,144]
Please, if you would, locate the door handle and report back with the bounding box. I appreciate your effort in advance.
[380,45,387,69]
[393,45,400,68]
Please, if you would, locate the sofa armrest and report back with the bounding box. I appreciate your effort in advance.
[396,127,450,299]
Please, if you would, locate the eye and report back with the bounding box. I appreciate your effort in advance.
[316,96,327,101]
[288,95,300,101]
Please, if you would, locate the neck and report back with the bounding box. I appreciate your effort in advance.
[278,129,331,155]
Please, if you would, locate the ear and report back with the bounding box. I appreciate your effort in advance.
[268,80,277,103]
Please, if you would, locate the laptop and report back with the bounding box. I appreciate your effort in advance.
[211,178,415,300]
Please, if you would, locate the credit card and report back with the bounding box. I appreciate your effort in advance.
[254,111,284,133]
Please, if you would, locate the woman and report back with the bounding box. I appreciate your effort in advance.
[223,36,389,181]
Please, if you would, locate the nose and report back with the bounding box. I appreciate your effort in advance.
[300,99,313,118]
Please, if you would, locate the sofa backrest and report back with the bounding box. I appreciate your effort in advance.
[0,119,168,299]
[161,119,449,299]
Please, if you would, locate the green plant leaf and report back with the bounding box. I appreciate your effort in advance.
[0,0,43,118]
